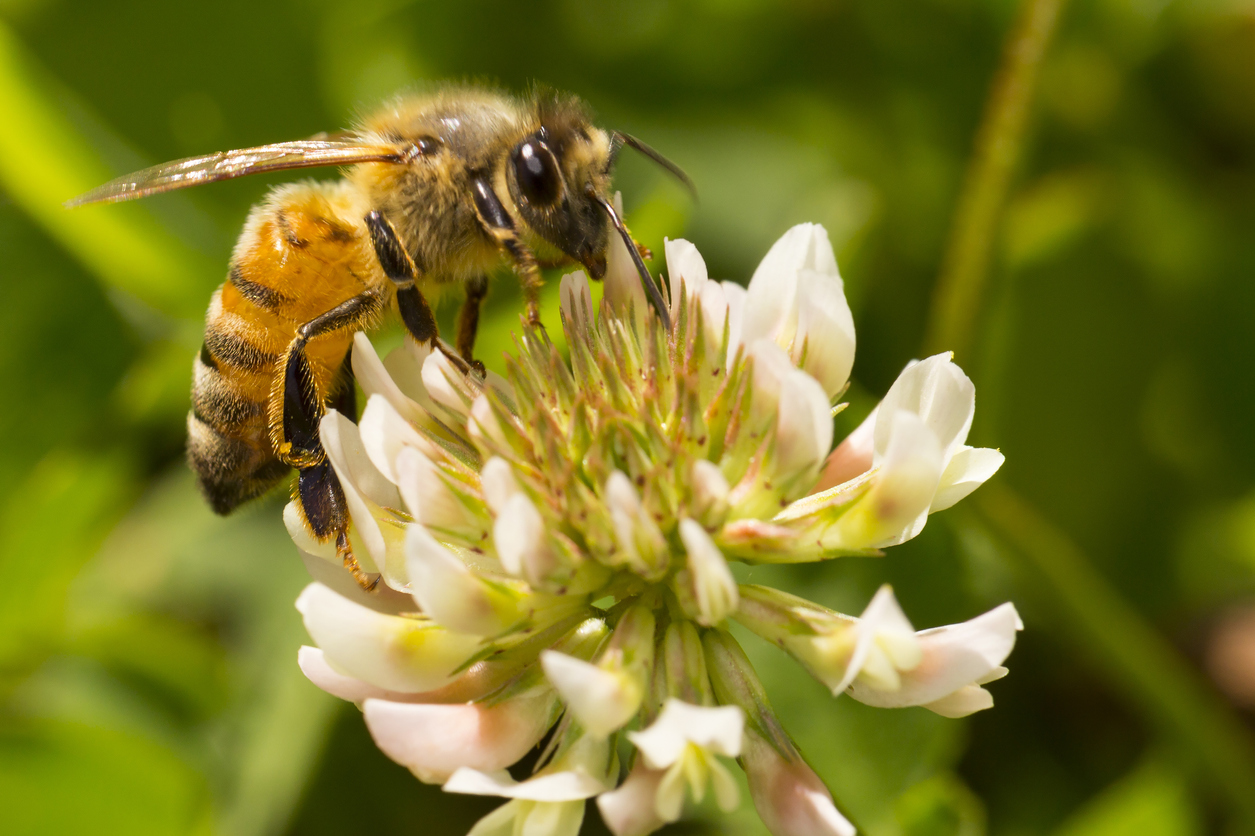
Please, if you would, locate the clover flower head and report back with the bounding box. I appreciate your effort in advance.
[290,219,1015,835]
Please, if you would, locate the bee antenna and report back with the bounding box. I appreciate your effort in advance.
[589,189,673,332]
[610,131,696,200]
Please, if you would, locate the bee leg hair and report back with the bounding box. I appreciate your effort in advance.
[469,176,544,328]
[363,210,473,376]
[456,273,489,378]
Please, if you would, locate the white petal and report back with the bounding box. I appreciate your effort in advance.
[874,354,975,463]
[359,394,436,485]
[295,583,478,693]
[363,689,556,783]
[560,270,594,328]
[829,410,945,549]
[320,410,404,570]
[679,519,739,626]
[665,238,709,315]
[775,369,835,477]
[722,281,746,362]
[541,651,641,738]
[833,585,917,694]
[816,406,878,491]
[394,445,480,535]
[405,524,521,636]
[931,446,1005,512]
[494,492,548,581]
[743,224,819,347]
[286,501,335,561]
[628,699,744,767]
[606,470,666,575]
[444,766,606,801]
[422,349,473,418]
[352,332,433,424]
[848,602,1021,710]
[795,266,856,399]
[597,763,667,836]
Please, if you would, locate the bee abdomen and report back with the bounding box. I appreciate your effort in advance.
[189,333,287,514]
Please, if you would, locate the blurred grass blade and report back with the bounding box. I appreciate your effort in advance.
[924,0,1067,360]
[0,21,213,319]
[970,484,1255,827]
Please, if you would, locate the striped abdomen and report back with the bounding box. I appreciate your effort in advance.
[188,181,383,514]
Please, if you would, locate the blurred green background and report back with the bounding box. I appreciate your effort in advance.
[3,0,1255,834]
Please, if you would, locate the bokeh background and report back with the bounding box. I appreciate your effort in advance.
[3,0,1255,834]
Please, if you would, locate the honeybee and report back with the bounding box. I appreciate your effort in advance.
[69,86,690,590]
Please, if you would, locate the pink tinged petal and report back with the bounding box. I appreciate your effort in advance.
[931,446,1005,512]
[352,332,433,425]
[541,651,642,738]
[874,354,975,463]
[847,602,1021,712]
[405,524,523,636]
[830,410,945,550]
[320,410,405,573]
[298,645,419,704]
[597,763,668,836]
[679,519,739,626]
[742,733,855,836]
[444,767,607,801]
[665,237,710,316]
[363,688,557,783]
[795,266,856,400]
[358,394,437,485]
[295,582,479,692]
[628,699,745,768]
[816,406,878,492]
[923,684,995,718]
[776,369,835,477]
[559,270,594,328]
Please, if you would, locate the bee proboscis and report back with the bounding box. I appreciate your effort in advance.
[68,86,691,590]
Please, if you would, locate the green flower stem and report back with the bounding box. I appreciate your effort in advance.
[923,0,1067,359]
[970,485,1255,826]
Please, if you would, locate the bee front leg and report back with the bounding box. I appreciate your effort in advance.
[363,210,478,377]
[275,290,385,591]
[469,176,544,328]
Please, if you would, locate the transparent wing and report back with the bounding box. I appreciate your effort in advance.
[65,138,414,207]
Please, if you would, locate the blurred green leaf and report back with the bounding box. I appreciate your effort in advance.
[1051,757,1200,836]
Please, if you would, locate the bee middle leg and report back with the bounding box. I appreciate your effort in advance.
[276,291,385,590]
[456,274,489,376]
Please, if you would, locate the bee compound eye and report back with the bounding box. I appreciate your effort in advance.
[512,139,562,207]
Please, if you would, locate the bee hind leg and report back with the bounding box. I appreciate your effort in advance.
[276,293,385,591]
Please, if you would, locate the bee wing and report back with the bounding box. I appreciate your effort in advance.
[65,138,413,207]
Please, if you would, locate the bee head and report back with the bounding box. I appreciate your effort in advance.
[506,92,615,278]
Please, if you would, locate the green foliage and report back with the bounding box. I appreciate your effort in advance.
[2,0,1255,835]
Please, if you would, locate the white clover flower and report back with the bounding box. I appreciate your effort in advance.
[289,223,1015,835]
